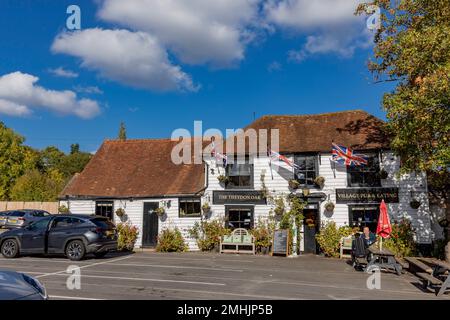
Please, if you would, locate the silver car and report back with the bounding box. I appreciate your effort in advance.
[0,211,13,228]
[0,270,48,300]
[4,210,51,229]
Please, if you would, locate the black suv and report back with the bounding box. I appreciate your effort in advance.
[0,214,118,261]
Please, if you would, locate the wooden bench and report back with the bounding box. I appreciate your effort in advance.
[404,257,433,274]
[339,236,353,259]
[220,228,255,255]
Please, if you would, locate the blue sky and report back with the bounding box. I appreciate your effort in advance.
[0,0,393,153]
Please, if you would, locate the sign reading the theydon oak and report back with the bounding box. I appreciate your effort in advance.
[212,191,266,205]
[336,188,399,203]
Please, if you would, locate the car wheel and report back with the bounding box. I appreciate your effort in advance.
[1,239,19,258]
[93,251,108,259]
[65,240,86,261]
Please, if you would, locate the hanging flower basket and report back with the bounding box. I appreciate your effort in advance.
[154,207,165,216]
[380,169,389,179]
[410,199,421,209]
[202,203,211,215]
[115,208,125,218]
[314,176,325,189]
[325,201,335,212]
[288,179,300,190]
[302,188,310,196]
[217,175,229,185]
[58,205,70,214]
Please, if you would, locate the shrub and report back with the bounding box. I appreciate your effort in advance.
[117,222,139,251]
[383,219,417,257]
[251,217,275,252]
[58,205,70,214]
[188,219,230,251]
[316,221,354,257]
[273,196,285,216]
[156,228,188,252]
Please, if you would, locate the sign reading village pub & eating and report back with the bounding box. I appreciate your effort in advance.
[336,187,399,203]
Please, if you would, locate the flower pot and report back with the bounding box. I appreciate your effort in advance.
[288,179,300,190]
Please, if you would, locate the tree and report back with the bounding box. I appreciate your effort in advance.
[118,122,127,140]
[10,169,66,202]
[0,122,38,200]
[357,0,450,260]
[70,143,80,154]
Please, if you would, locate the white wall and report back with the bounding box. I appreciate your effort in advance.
[60,150,433,252]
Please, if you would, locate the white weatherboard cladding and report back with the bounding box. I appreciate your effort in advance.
[60,150,432,252]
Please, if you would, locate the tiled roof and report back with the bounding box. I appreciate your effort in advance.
[243,110,389,153]
[60,139,205,198]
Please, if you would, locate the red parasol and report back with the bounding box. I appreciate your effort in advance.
[376,199,391,250]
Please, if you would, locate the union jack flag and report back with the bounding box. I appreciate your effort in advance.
[331,143,368,166]
[210,141,227,166]
[268,149,300,170]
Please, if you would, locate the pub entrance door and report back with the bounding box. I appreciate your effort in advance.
[303,209,320,254]
[142,202,159,247]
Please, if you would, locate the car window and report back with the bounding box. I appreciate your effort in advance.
[32,211,50,217]
[91,218,115,229]
[52,217,73,228]
[9,211,25,217]
[28,217,52,231]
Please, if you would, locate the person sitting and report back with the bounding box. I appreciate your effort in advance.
[351,233,369,270]
[362,226,376,247]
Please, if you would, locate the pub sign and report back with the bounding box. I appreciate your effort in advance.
[213,190,266,205]
[336,188,399,203]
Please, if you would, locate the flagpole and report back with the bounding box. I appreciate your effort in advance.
[331,140,336,178]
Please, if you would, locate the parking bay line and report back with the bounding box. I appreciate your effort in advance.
[35,255,133,279]
[40,273,226,287]
[100,262,244,272]
[49,295,104,300]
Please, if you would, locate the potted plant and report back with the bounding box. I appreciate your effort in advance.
[217,175,229,185]
[288,179,300,190]
[325,201,335,212]
[58,205,70,214]
[154,207,165,216]
[410,199,421,209]
[380,169,389,179]
[314,176,325,189]
[202,202,211,215]
[273,197,285,216]
[115,208,125,218]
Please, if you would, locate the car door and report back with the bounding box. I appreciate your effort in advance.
[20,217,52,254]
[47,217,74,254]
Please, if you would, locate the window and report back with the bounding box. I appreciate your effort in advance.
[225,206,254,230]
[179,198,201,217]
[28,217,52,231]
[32,211,50,217]
[348,205,380,232]
[95,201,114,220]
[226,161,253,189]
[294,154,318,186]
[347,154,381,187]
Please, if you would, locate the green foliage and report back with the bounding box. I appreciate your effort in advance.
[118,122,127,141]
[278,196,305,254]
[251,216,276,252]
[156,227,188,252]
[383,219,417,257]
[58,205,70,214]
[273,196,285,216]
[356,1,450,187]
[117,222,139,251]
[316,221,354,258]
[188,219,230,251]
[10,169,66,201]
[432,239,448,260]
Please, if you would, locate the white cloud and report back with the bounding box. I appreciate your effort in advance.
[0,71,101,118]
[51,28,198,92]
[265,0,371,61]
[97,0,263,67]
[73,85,103,94]
[48,67,79,78]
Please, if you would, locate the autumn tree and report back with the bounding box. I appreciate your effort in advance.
[357,0,450,260]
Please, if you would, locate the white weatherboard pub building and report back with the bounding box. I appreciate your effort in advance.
[59,110,437,253]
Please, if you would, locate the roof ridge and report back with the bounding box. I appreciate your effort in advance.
[254,109,368,120]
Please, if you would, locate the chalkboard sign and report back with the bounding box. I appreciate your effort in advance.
[272,229,289,257]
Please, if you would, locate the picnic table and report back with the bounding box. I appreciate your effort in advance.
[367,247,402,276]
[422,259,450,296]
